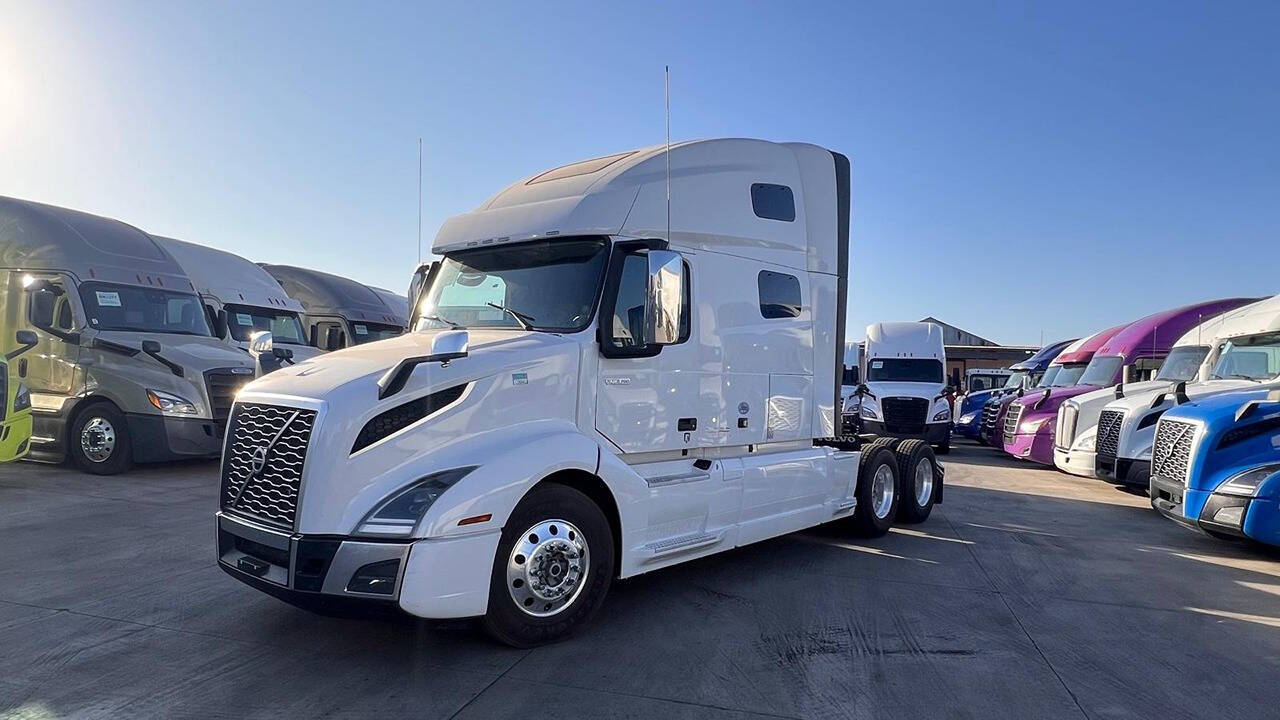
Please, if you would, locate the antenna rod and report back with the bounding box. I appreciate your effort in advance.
[417,138,423,264]
[665,65,671,243]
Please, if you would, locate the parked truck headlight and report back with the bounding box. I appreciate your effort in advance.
[933,409,950,422]
[355,466,477,537]
[1219,464,1280,497]
[860,405,878,420]
[145,389,198,415]
[959,411,977,425]
[1078,434,1095,452]
[13,383,30,412]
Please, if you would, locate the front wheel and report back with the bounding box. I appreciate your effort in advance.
[482,483,615,647]
[68,402,133,475]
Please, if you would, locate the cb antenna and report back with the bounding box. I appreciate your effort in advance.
[665,65,671,243]
[417,137,423,264]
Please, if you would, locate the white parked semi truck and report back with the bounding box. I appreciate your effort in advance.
[856,322,951,452]
[215,139,943,646]
[157,236,324,370]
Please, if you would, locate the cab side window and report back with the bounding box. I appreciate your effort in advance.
[604,250,690,354]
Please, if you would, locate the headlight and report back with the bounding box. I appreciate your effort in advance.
[1078,434,1096,452]
[1219,464,1280,497]
[356,467,476,537]
[860,404,878,420]
[933,409,951,422]
[146,389,198,415]
[13,382,30,412]
[959,412,977,424]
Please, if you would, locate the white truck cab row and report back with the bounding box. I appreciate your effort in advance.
[215,139,944,646]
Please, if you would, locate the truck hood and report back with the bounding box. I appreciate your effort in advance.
[866,381,945,400]
[243,328,578,401]
[1016,384,1101,420]
[91,331,255,373]
[1104,379,1264,415]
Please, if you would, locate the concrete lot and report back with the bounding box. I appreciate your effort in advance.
[2,443,1278,720]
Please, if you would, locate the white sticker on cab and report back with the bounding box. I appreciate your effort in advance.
[95,291,122,307]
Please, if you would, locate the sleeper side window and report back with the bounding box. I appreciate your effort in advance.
[758,271,801,319]
[751,183,795,222]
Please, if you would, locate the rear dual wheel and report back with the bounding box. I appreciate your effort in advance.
[848,446,900,537]
[894,439,939,524]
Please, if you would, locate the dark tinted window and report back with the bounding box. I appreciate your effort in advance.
[750,183,795,222]
[758,271,801,319]
[867,358,945,383]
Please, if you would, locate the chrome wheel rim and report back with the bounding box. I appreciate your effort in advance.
[506,519,589,618]
[914,459,934,506]
[872,464,895,519]
[80,417,116,463]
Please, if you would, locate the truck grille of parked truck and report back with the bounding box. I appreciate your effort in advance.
[1151,417,1199,487]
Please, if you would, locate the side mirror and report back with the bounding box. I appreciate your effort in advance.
[249,331,273,355]
[214,309,229,339]
[5,330,38,361]
[644,249,685,346]
[325,327,342,351]
[28,287,59,331]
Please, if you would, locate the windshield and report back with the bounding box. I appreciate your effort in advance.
[78,281,211,336]
[1051,363,1088,387]
[866,358,944,384]
[1211,332,1280,381]
[1155,345,1210,381]
[1078,355,1124,386]
[1002,370,1029,389]
[225,304,307,345]
[967,374,1008,392]
[1036,366,1061,388]
[416,238,609,332]
[350,322,404,345]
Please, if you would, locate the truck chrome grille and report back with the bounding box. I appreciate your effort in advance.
[881,396,928,434]
[205,368,254,430]
[220,403,317,529]
[981,399,1002,436]
[1003,403,1025,446]
[1151,418,1197,487]
[1096,409,1125,463]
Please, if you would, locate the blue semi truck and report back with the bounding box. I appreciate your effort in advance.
[955,339,1074,442]
[1150,387,1280,545]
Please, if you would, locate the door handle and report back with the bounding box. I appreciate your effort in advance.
[677,417,697,431]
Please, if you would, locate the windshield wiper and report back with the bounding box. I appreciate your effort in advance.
[1219,374,1263,383]
[421,314,463,329]
[486,302,535,330]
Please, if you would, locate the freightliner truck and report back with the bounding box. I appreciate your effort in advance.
[978,336,1087,446]
[1096,296,1280,488]
[857,321,951,452]
[956,338,1072,442]
[261,264,408,351]
[215,139,943,646]
[0,196,257,474]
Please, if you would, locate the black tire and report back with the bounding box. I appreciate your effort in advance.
[482,483,615,648]
[68,401,133,475]
[894,440,939,524]
[847,446,899,538]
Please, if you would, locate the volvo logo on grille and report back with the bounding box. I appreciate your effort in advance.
[250,445,269,476]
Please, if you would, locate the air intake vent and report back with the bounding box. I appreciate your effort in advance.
[352,384,467,454]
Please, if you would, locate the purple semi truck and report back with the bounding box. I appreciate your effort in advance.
[1001,298,1255,465]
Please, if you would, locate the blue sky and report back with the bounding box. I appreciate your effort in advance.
[2,1,1277,345]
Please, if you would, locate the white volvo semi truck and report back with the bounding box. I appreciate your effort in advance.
[214,139,943,646]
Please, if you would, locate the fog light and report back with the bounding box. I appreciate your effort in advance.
[347,559,400,595]
[1212,506,1245,527]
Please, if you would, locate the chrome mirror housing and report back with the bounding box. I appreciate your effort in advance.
[645,249,684,346]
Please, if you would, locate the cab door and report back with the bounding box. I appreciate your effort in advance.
[13,273,82,400]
